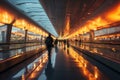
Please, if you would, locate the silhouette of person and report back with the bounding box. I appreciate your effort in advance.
[45,57,54,80]
[45,33,53,58]
[63,39,67,50]
[66,39,69,48]
[54,38,58,46]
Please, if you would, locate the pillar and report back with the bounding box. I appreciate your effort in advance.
[6,19,16,44]
[6,24,12,44]
[90,30,94,42]
[24,30,28,43]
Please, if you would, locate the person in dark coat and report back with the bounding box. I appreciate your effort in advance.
[45,33,53,58]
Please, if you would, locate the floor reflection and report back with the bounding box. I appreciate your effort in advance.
[55,46,58,53]
[67,48,69,54]
[45,57,54,80]
[69,48,110,80]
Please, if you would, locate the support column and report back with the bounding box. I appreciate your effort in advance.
[6,19,16,44]
[6,24,12,44]
[24,30,28,43]
[90,30,94,43]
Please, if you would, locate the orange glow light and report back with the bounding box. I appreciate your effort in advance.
[0,6,47,36]
[68,2,120,38]
[0,8,14,24]
[106,3,120,22]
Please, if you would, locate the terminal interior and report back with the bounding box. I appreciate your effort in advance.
[0,0,120,80]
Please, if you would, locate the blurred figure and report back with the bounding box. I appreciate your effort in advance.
[63,39,67,50]
[54,38,58,46]
[45,33,53,58]
[66,39,69,48]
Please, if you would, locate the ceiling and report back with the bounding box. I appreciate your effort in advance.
[40,0,119,37]
[5,0,119,38]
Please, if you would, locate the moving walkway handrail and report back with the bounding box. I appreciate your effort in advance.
[0,46,45,72]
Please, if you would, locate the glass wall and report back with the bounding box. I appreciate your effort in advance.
[11,26,25,43]
[95,26,120,37]
[0,24,7,43]
[94,26,120,41]
[27,31,41,42]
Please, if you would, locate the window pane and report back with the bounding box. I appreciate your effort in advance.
[0,24,7,43]
[11,26,25,43]
[27,31,41,42]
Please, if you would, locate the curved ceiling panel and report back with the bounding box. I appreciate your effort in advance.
[7,0,58,37]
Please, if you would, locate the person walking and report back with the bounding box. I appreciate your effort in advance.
[45,33,53,58]
[54,38,58,46]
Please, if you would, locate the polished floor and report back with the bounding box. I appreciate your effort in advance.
[38,45,120,80]
[0,44,120,80]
